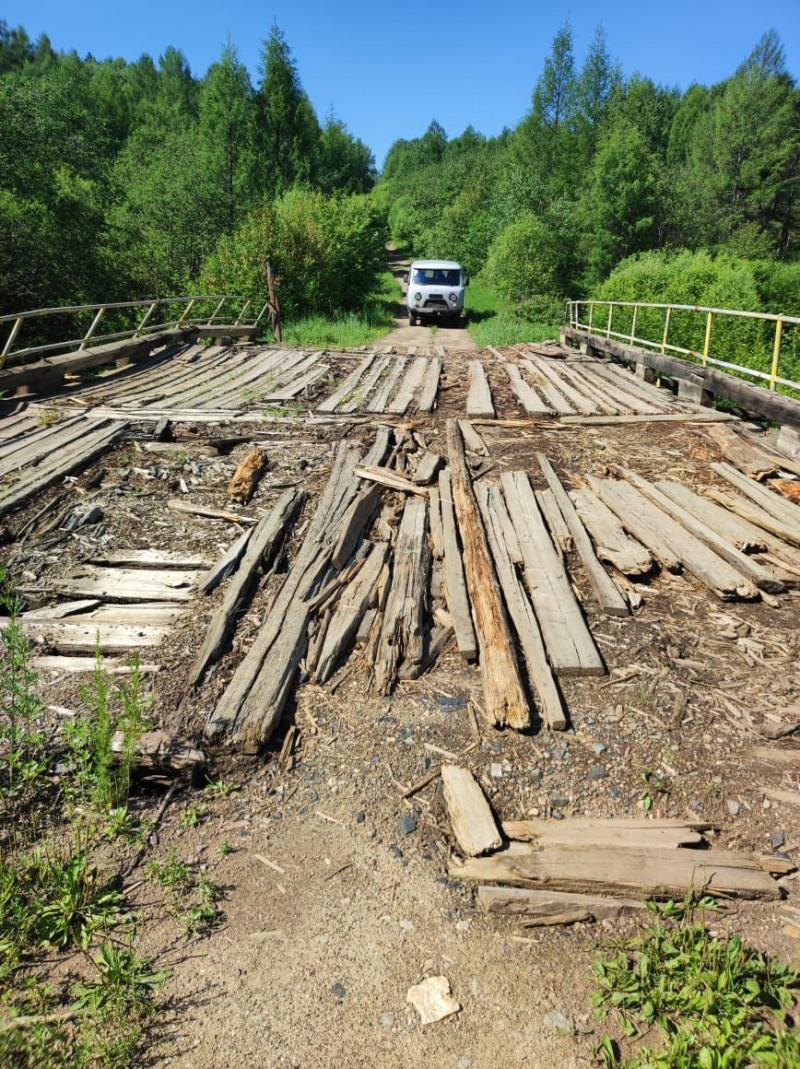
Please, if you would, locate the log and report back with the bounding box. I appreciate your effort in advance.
[466,361,495,419]
[536,454,629,616]
[437,470,478,661]
[227,447,268,503]
[450,841,780,901]
[446,425,531,728]
[569,488,653,575]
[187,488,304,688]
[501,470,604,676]
[477,484,566,730]
[374,497,430,692]
[441,765,502,856]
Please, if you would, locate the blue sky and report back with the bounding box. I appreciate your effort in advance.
[4,0,799,168]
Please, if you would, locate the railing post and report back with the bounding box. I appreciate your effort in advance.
[78,307,105,351]
[135,301,158,336]
[176,298,196,327]
[0,316,25,367]
[588,302,594,332]
[702,312,713,367]
[770,318,784,391]
[606,305,613,338]
[630,305,638,345]
[234,300,252,327]
[661,307,672,354]
[207,297,227,326]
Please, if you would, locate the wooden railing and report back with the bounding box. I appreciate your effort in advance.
[568,300,800,394]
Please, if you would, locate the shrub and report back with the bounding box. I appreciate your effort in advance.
[201,187,387,321]
[484,210,575,301]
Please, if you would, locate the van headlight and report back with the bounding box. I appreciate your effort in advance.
[414,292,422,302]
[449,293,458,304]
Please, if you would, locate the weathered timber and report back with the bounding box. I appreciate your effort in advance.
[367,356,407,413]
[20,619,170,654]
[54,565,202,602]
[412,452,443,486]
[526,353,598,415]
[388,356,428,415]
[561,411,737,427]
[458,419,489,456]
[450,841,780,900]
[89,549,210,569]
[593,475,759,600]
[331,484,381,568]
[317,353,376,413]
[352,465,428,496]
[707,488,800,548]
[536,454,629,616]
[446,420,530,729]
[562,328,800,431]
[707,424,779,479]
[197,530,253,594]
[111,729,205,775]
[374,497,430,692]
[477,483,566,730]
[466,361,495,419]
[535,489,573,556]
[586,361,671,411]
[504,363,551,416]
[569,488,653,576]
[428,486,444,560]
[187,488,303,688]
[416,358,442,413]
[315,542,389,683]
[441,765,503,856]
[167,500,256,524]
[517,357,574,415]
[501,470,604,676]
[502,817,707,849]
[712,462,800,538]
[31,655,160,675]
[338,355,390,413]
[438,470,478,661]
[478,886,646,922]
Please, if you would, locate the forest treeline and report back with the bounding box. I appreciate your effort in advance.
[1,19,799,334]
[0,21,386,322]
[380,25,800,321]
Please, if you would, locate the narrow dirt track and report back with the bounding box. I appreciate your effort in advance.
[379,253,478,352]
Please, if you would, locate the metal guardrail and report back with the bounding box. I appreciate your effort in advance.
[0,294,271,368]
[568,300,800,393]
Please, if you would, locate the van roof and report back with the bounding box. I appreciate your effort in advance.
[409,259,462,269]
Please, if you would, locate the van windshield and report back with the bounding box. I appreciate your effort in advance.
[412,268,461,286]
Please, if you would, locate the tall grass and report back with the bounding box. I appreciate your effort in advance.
[280,270,399,349]
[466,279,559,347]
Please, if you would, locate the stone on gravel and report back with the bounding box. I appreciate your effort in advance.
[331,982,347,1000]
[407,976,461,1025]
[591,743,607,755]
[398,814,417,837]
[588,766,608,780]
[727,800,741,816]
[544,1010,571,1033]
[772,831,786,849]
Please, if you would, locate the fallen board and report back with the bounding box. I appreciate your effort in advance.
[466,361,495,419]
[569,488,653,576]
[441,765,503,857]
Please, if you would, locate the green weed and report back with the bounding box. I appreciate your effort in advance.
[592,894,800,1067]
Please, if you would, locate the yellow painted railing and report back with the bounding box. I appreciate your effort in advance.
[568,300,800,394]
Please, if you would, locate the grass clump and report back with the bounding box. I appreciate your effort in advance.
[592,894,800,1068]
[465,278,559,347]
[280,270,399,349]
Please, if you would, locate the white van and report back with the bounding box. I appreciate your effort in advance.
[405,259,467,326]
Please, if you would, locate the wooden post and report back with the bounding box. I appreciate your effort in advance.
[266,261,282,343]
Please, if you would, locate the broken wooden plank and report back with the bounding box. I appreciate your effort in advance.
[477,483,567,730]
[537,454,629,617]
[707,488,800,549]
[331,484,381,569]
[317,353,376,413]
[707,424,779,480]
[187,488,304,688]
[89,549,211,570]
[561,411,738,427]
[535,489,573,556]
[227,447,268,503]
[352,465,428,496]
[466,361,495,419]
[441,765,502,857]
[167,500,256,524]
[416,358,442,413]
[374,496,430,692]
[438,470,478,661]
[367,356,407,414]
[315,542,389,683]
[569,488,653,576]
[446,420,530,729]
[53,565,202,603]
[412,452,443,486]
[388,356,428,415]
[31,655,160,675]
[20,620,170,654]
[450,842,780,900]
[587,476,681,571]
[197,529,253,595]
[712,462,800,539]
[620,469,782,595]
[458,419,489,456]
[504,363,551,416]
[519,358,574,415]
[501,470,604,676]
[478,885,646,922]
[502,817,706,849]
[526,353,598,415]
[338,354,390,413]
